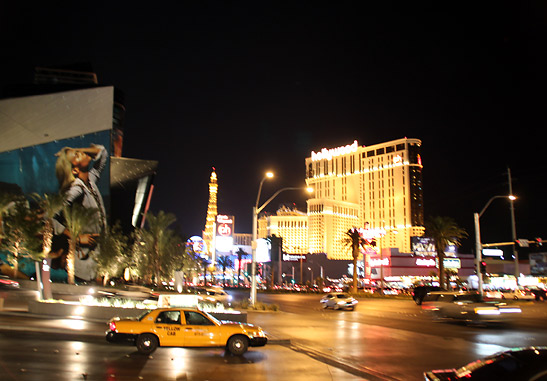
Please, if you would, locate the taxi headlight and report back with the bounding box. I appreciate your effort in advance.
[249,330,266,338]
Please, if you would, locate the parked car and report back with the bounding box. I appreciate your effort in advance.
[320,292,358,310]
[411,285,441,305]
[106,307,267,355]
[424,347,547,380]
[421,291,522,325]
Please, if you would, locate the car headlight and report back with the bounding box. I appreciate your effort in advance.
[249,330,266,338]
[500,307,522,314]
[475,307,500,315]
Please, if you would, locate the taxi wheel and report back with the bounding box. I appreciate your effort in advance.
[227,335,248,356]
[136,333,158,355]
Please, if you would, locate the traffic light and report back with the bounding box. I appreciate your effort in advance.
[480,261,487,274]
[515,239,529,247]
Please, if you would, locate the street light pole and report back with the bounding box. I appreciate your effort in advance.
[474,195,516,298]
[474,212,483,298]
[507,168,519,281]
[251,180,310,306]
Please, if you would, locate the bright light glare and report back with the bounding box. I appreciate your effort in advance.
[266,172,274,178]
[509,195,516,201]
[306,187,314,193]
[70,341,85,351]
[475,308,500,315]
[61,319,87,330]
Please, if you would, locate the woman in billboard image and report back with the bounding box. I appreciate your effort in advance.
[53,144,107,282]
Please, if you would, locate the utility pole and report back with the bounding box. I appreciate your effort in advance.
[508,168,519,282]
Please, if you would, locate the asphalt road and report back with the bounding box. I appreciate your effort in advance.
[245,290,547,380]
[1,287,547,380]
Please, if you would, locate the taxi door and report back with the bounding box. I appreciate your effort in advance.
[153,310,183,346]
[182,311,222,347]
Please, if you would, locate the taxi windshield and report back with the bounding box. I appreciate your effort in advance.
[137,310,152,321]
[201,310,221,325]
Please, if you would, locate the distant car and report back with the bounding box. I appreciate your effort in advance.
[106,307,267,355]
[531,288,547,301]
[484,289,504,300]
[195,287,232,306]
[412,285,441,305]
[424,347,547,380]
[320,292,357,310]
[0,275,20,289]
[501,288,536,301]
[421,291,522,325]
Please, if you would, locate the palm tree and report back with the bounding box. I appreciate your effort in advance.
[31,193,65,260]
[1,199,41,278]
[342,228,367,293]
[96,221,130,285]
[140,211,177,284]
[235,248,248,288]
[0,193,15,255]
[217,255,234,286]
[425,216,468,290]
[62,203,99,284]
[199,256,211,286]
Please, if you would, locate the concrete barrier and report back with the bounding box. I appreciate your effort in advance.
[28,300,247,323]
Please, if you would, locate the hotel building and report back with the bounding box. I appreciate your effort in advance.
[305,138,424,259]
[258,206,309,255]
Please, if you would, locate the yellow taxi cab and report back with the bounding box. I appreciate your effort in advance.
[106,307,267,355]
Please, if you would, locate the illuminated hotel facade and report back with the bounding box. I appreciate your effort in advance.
[258,206,309,255]
[305,138,424,259]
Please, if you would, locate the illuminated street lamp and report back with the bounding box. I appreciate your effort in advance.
[250,173,312,306]
[474,195,517,298]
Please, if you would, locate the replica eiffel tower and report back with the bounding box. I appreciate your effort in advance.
[202,168,218,262]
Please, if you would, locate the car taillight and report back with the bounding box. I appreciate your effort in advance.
[109,322,117,331]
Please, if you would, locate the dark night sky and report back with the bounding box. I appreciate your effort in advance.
[1,2,546,252]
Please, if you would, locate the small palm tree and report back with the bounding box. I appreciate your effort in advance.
[425,216,468,290]
[200,256,211,285]
[96,221,130,285]
[235,248,248,287]
[62,203,99,284]
[31,193,65,259]
[1,199,42,278]
[217,255,234,286]
[342,228,367,293]
[140,211,177,284]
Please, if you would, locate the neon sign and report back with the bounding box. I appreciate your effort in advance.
[416,258,436,267]
[311,140,359,161]
[370,258,389,267]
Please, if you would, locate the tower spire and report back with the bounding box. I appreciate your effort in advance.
[203,168,218,260]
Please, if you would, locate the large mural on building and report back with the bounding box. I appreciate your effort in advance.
[0,132,111,282]
[0,87,114,283]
